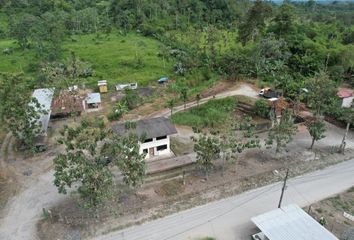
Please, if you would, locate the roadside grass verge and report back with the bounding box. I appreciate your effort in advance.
[171,97,237,129]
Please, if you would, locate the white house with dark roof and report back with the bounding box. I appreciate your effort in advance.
[112,117,177,160]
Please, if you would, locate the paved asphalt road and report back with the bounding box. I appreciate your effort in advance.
[93,159,354,240]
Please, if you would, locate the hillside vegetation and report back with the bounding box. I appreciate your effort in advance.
[0,32,171,87]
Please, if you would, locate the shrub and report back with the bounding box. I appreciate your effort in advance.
[252,99,271,118]
[123,88,141,110]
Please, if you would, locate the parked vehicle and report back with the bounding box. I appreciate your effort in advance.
[116,82,138,91]
[259,88,279,99]
[251,232,269,240]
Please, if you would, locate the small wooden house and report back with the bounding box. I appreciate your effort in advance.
[98,80,108,93]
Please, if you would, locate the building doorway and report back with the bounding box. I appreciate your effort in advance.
[149,147,155,157]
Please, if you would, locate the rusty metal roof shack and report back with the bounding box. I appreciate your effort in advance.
[112,117,177,139]
[31,88,54,136]
[51,91,84,118]
[252,204,338,240]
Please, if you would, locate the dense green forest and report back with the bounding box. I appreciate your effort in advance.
[0,0,353,89]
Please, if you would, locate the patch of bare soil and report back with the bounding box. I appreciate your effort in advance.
[309,187,354,239]
[0,167,17,213]
[36,146,354,240]
[201,80,238,98]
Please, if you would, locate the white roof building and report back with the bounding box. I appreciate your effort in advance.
[31,88,54,135]
[85,92,101,105]
[251,204,338,240]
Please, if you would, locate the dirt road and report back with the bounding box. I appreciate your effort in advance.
[0,83,352,240]
[91,158,354,240]
[0,169,66,240]
[149,84,258,118]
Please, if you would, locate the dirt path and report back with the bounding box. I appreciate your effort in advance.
[1,83,352,240]
[0,169,66,240]
[148,83,259,118]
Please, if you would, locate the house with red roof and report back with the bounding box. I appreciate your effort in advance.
[337,88,354,108]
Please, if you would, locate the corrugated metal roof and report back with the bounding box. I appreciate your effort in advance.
[251,205,338,240]
[337,88,354,98]
[98,80,107,86]
[31,88,54,135]
[112,117,177,139]
[86,93,101,104]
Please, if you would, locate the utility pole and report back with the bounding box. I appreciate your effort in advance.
[278,169,289,209]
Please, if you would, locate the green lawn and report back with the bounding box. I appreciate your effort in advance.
[0,32,173,88]
[171,97,237,129]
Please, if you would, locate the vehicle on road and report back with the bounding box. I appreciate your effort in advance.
[251,232,269,240]
[258,88,280,99]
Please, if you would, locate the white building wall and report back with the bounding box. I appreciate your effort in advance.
[139,135,172,159]
[342,97,354,108]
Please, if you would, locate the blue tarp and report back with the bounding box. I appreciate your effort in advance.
[158,77,168,83]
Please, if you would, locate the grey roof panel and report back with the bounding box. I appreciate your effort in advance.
[32,88,54,135]
[251,205,338,240]
[86,93,101,104]
[112,117,177,139]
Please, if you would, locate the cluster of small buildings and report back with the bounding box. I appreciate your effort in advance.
[31,79,177,160]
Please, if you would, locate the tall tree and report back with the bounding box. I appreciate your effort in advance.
[238,0,273,45]
[0,74,45,149]
[194,133,221,180]
[54,118,112,208]
[306,72,337,116]
[53,118,146,208]
[270,3,295,37]
[114,133,146,187]
[267,110,298,153]
[307,117,326,149]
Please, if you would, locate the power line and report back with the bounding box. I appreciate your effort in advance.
[159,182,282,240]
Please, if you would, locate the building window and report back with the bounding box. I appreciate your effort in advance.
[156,135,167,140]
[157,145,167,151]
[143,149,148,154]
[144,138,153,143]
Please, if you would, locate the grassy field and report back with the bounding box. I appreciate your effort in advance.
[0,32,173,88]
[171,97,237,129]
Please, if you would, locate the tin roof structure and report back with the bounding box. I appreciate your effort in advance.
[86,93,101,104]
[337,88,354,98]
[31,88,54,135]
[251,205,338,240]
